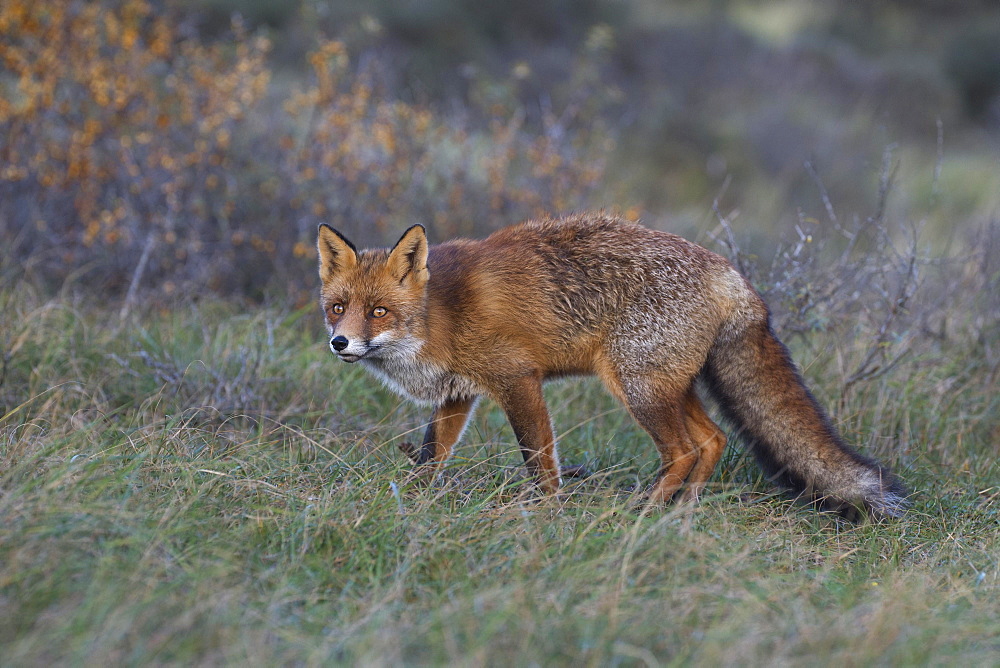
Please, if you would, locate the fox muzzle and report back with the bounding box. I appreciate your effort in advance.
[330,335,370,362]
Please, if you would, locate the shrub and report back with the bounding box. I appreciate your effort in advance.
[0,0,271,295]
[0,0,612,302]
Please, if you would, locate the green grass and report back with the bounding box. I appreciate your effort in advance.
[1,285,998,665]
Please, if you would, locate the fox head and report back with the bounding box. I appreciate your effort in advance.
[316,224,429,363]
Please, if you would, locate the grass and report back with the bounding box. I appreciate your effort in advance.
[1,274,998,665]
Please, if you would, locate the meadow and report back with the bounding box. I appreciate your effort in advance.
[2,1,999,664]
[2,215,999,663]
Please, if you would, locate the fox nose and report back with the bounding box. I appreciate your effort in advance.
[330,335,349,352]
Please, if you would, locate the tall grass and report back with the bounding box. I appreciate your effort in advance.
[2,221,997,663]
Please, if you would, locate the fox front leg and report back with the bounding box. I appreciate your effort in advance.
[398,396,478,477]
[496,375,563,495]
[397,389,590,487]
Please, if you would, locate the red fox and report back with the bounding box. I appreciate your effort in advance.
[317,213,907,518]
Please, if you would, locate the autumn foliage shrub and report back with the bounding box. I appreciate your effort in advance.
[282,39,610,248]
[0,0,611,301]
[1,0,270,294]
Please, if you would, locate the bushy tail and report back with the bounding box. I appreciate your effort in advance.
[702,316,908,519]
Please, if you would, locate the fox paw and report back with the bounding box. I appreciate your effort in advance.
[560,463,592,479]
[397,441,420,464]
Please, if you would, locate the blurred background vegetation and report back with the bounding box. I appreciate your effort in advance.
[2,0,998,302]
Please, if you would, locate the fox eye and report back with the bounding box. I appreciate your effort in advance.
[371,306,387,318]
[331,304,344,315]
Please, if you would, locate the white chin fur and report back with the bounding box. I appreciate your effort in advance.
[334,339,374,358]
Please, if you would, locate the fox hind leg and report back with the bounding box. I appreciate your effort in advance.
[612,378,701,505]
[677,389,727,503]
[639,404,700,505]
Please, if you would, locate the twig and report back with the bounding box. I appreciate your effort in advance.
[841,230,920,401]
[120,231,156,322]
[710,177,753,278]
[804,158,839,226]
[871,144,899,228]
[932,118,944,204]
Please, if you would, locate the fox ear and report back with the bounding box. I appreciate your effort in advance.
[386,224,429,286]
[317,224,358,282]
